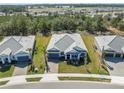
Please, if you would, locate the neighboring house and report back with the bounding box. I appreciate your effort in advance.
[46,33,87,61]
[0,36,35,64]
[0,12,6,16]
[95,35,124,58]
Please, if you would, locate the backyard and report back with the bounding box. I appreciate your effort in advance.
[59,32,109,75]
[27,34,51,74]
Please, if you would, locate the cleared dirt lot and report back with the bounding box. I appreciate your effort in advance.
[105,58,124,77]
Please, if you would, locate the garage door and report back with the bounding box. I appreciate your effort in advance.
[17,56,30,62]
[105,53,113,57]
[48,53,59,59]
[115,54,121,58]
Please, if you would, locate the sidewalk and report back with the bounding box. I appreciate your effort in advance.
[42,74,59,81]
[8,76,26,85]
[1,73,124,86]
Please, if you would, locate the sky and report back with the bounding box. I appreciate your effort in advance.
[0,0,124,4]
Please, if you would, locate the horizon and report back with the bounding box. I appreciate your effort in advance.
[0,0,124,5]
[0,3,124,5]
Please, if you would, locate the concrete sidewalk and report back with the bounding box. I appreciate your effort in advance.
[1,73,124,86]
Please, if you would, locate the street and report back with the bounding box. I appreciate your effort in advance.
[1,81,124,89]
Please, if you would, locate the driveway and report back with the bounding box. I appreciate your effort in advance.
[105,58,124,77]
[47,60,59,73]
[12,62,28,76]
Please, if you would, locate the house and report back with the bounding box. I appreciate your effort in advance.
[0,36,35,64]
[95,35,124,58]
[46,33,87,61]
[0,12,6,16]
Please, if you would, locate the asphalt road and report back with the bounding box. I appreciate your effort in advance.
[1,81,124,89]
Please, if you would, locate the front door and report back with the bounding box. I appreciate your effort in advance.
[72,54,78,60]
[67,54,70,60]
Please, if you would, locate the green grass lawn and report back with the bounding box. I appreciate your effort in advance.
[59,62,90,73]
[0,80,9,86]
[0,66,15,78]
[59,33,109,75]
[0,36,3,42]
[58,77,111,82]
[27,34,51,74]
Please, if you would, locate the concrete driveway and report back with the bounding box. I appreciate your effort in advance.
[13,62,28,76]
[47,60,59,73]
[105,58,124,77]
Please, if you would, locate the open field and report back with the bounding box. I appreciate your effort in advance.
[27,34,51,74]
[58,77,111,82]
[59,33,109,75]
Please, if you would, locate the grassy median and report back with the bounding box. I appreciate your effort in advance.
[26,77,42,82]
[58,77,111,82]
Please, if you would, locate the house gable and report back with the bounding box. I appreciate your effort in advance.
[0,37,23,55]
[108,36,124,53]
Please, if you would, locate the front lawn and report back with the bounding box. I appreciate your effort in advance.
[0,66,15,78]
[0,80,9,86]
[59,33,109,75]
[0,36,3,42]
[27,34,51,74]
[59,62,89,73]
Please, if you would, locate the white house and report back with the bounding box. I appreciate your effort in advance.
[46,33,87,61]
[0,36,35,64]
[95,35,124,58]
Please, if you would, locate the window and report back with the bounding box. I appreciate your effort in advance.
[116,54,121,58]
[0,58,2,63]
[72,54,78,59]
[61,52,64,55]
[6,58,8,61]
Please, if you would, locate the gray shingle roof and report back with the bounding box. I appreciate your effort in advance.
[0,37,23,54]
[55,35,75,51]
[108,36,124,53]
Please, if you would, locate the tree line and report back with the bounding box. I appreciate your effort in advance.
[0,5,26,12]
[0,14,123,36]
